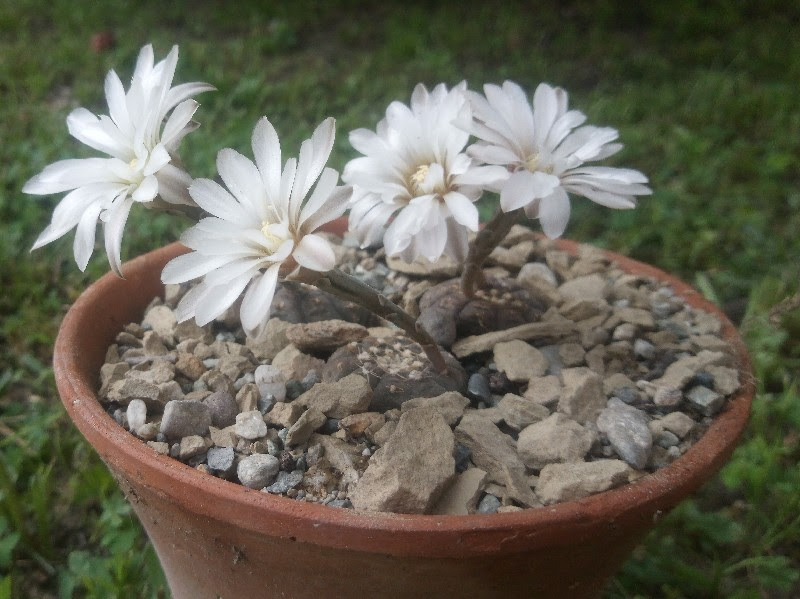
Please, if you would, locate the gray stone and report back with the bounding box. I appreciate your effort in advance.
[517,413,596,469]
[237,454,280,489]
[454,412,539,507]
[160,400,211,440]
[254,364,287,403]
[266,470,304,494]
[558,343,586,368]
[476,494,501,514]
[493,340,549,382]
[536,460,634,505]
[207,446,235,474]
[203,391,238,428]
[285,319,369,352]
[296,373,372,419]
[612,323,637,342]
[350,407,455,514]
[655,430,680,448]
[633,339,656,360]
[235,410,268,440]
[596,400,653,470]
[431,468,487,515]
[686,385,725,416]
[616,307,656,329]
[147,441,170,455]
[466,373,491,403]
[400,392,470,427]
[100,362,129,394]
[517,261,558,287]
[386,253,459,278]
[558,367,605,424]
[134,422,159,441]
[126,399,147,432]
[497,393,550,431]
[264,402,304,428]
[209,425,237,448]
[285,408,326,446]
[307,433,363,487]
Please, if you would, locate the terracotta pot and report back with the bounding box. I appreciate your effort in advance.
[53,223,753,599]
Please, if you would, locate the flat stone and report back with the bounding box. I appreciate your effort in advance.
[236,383,259,413]
[207,446,235,474]
[451,321,576,358]
[386,253,459,278]
[285,408,326,446]
[126,399,147,432]
[159,400,211,440]
[264,401,304,428]
[400,391,470,427]
[616,307,656,329]
[497,393,550,431]
[266,470,304,494]
[296,373,372,419]
[649,411,695,439]
[235,410,268,440]
[350,407,455,514]
[108,378,160,406]
[254,364,287,403]
[517,413,596,469]
[285,319,369,352]
[686,385,725,416]
[99,362,130,395]
[558,343,586,367]
[179,435,207,461]
[493,340,549,382]
[245,318,291,361]
[147,441,169,455]
[596,400,653,469]
[476,493,501,514]
[536,459,634,505]
[203,391,238,428]
[558,367,605,424]
[490,240,536,268]
[454,412,538,507]
[558,274,609,302]
[142,305,177,338]
[517,261,558,287]
[237,454,280,489]
[431,468,488,515]
[524,375,561,407]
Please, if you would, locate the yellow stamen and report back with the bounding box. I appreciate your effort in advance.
[409,164,429,194]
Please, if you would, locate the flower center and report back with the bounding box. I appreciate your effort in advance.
[260,220,284,254]
[524,152,554,174]
[409,164,429,194]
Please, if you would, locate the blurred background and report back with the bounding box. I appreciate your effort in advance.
[1,0,799,597]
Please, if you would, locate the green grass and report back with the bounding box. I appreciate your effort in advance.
[1,0,798,596]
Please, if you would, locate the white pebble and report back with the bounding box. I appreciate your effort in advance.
[126,399,147,432]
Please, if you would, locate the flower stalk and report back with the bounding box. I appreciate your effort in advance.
[460,208,521,297]
[289,267,448,374]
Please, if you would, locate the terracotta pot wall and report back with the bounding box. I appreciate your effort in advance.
[54,223,754,599]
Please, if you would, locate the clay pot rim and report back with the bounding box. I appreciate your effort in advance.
[54,234,753,559]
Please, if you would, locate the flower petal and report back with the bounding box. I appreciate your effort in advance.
[538,187,571,238]
[194,273,252,326]
[293,233,336,272]
[443,191,479,231]
[73,202,104,271]
[500,170,559,212]
[189,178,252,226]
[252,117,282,202]
[161,251,236,284]
[103,196,135,277]
[240,264,280,335]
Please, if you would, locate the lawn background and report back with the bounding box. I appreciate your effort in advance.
[1,0,799,597]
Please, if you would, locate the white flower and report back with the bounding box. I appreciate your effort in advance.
[23,44,214,274]
[161,117,352,338]
[467,81,652,238]
[343,82,506,262]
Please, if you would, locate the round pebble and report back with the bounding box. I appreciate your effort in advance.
[237,454,280,489]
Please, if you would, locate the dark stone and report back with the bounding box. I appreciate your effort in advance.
[320,418,340,435]
[271,283,380,326]
[466,373,491,403]
[265,470,304,494]
[613,387,641,405]
[203,391,238,428]
[279,450,296,471]
[285,379,305,400]
[454,442,472,473]
[691,371,715,388]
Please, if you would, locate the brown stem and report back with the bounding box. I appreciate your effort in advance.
[288,267,448,374]
[460,208,521,297]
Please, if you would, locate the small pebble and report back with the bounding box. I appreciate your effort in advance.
[207,446,236,474]
[467,373,492,403]
[237,454,280,489]
[477,494,501,514]
[126,399,147,432]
